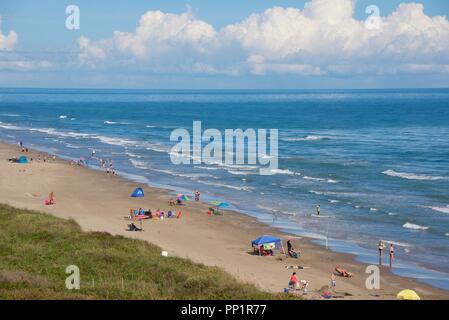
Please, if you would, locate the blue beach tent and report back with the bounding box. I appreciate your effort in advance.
[251,235,284,255]
[251,235,281,247]
[17,156,29,164]
[131,187,144,198]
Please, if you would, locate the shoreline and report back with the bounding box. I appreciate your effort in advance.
[1,141,448,299]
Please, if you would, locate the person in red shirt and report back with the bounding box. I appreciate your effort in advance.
[289,272,298,290]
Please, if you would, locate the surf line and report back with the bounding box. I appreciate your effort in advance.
[169,120,279,175]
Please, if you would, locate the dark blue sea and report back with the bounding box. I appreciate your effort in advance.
[1,88,449,290]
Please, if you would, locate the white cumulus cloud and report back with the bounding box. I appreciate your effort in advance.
[0,16,18,50]
[76,0,449,77]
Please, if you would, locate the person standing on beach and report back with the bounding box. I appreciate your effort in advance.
[316,205,320,216]
[389,244,395,269]
[91,149,96,158]
[195,190,201,201]
[378,240,385,265]
[330,273,336,291]
[289,272,298,290]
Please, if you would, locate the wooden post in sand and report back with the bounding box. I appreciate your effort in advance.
[281,240,287,257]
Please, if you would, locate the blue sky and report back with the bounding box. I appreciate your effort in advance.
[1,0,449,88]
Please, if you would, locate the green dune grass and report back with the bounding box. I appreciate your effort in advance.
[0,204,293,300]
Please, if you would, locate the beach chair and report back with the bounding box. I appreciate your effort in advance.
[176,211,182,219]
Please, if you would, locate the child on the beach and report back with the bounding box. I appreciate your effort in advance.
[330,273,336,290]
[289,272,298,290]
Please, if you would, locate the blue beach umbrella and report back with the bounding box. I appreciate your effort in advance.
[211,201,230,208]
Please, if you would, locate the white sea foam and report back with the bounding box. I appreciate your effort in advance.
[104,120,129,125]
[381,239,412,248]
[328,199,340,203]
[403,222,429,231]
[59,115,67,119]
[425,205,449,214]
[370,208,379,212]
[283,135,332,142]
[269,168,300,175]
[382,169,446,181]
[194,166,220,171]
[0,113,21,117]
[0,123,23,130]
[129,159,149,170]
[445,233,449,237]
[227,170,254,176]
[126,152,142,159]
[303,176,338,183]
[388,212,398,216]
[196,180,254,191]
[95,136,137,147]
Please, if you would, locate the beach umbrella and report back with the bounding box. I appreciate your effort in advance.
[177,194,190,201]
[211,201,230,208]
[397,289,420,300]
[211,201,230,215]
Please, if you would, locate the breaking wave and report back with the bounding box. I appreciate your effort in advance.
[382,169,446,181]
[403,222,429,231]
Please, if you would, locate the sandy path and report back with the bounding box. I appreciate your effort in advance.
[1,142,447,300]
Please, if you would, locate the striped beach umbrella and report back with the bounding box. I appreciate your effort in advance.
[177,194,190,201]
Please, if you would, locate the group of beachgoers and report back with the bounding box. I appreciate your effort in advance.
[378,240,395,268]
[99,158,116,175]
[8,141,56,163]
[126,208,183,231]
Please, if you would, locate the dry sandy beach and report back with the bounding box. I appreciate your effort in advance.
[1,141,448,300]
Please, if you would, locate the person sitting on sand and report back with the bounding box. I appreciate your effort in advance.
[168,199,176,206]
[144,209,152,218]
[138,208,145,216]
[335,265,353,278]
[287,240,300,258]
[126,222,142,232]
[45,192,56,205]
[259,245,273,256]
[167,211,173,218]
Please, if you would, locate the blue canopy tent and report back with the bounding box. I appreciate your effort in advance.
[251,235,284,255]
[17,156,29,164]
[130,187,144,198]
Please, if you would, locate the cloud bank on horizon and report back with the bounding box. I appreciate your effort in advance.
[76,0,449,77]
[1,0,449,87]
